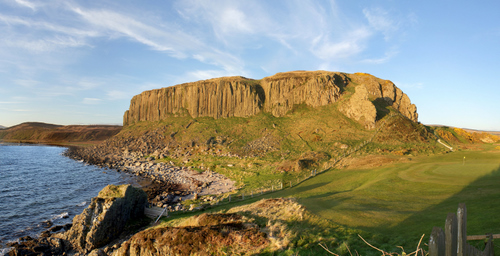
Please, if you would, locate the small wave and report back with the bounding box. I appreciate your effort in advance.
[51,212,69,220]
[1,247,13,256]
[77,201,87,207]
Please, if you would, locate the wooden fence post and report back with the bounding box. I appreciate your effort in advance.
[430,227,446,256]
[483,234,494,256]
[229,194,231,202]
[445,212,458,256]
[457,203,467,256]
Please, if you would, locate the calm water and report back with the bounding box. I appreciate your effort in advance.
[0,144,133,252]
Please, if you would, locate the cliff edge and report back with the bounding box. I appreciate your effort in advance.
[123,71,418,128]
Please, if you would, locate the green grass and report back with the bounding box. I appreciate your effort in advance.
[119,98,491,254]
[270,148,500,249]
[152,146,500,254]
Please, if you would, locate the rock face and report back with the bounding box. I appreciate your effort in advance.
[123,71,418,127]
[350,72,418,122]
[123,76,263,125]
[56,184,147,254]
[339,85,377,129]
[259,71,347,116]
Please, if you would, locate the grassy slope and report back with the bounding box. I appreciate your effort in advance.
[119,98,441,194]
[156,144,500,255]
[267,145,500,250]
[134,110,500,254]
[116,84,500,254]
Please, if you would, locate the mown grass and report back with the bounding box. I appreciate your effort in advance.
[270,146,500,251]
[152,145,500,254]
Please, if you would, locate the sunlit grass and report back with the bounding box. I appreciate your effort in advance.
[271,148,500,248]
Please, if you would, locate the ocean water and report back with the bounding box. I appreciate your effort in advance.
[0,144,133,252]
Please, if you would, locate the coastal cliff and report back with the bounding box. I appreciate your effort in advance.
[123,71,418,127]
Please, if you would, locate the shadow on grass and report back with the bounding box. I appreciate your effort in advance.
[382,164,500,249]
[287,182,330,194]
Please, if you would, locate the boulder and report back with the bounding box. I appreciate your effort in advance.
[56,184,147,254]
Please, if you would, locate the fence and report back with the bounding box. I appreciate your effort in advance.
[429,203,495,256]
[145,206,169,219]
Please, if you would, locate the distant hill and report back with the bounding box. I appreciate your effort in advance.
[0,125,6,129]
[0,122,122,144]
[429,125,500,145]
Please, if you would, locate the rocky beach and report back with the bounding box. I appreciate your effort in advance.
[4,143,238,256]
[63,134,238,212]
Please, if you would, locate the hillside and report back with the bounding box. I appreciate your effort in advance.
[68,71,441,198]
[0,122,122,145]
[25,71,500,255]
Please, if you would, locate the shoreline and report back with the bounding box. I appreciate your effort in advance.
[1,140,238,254]
[0,143,138,254]
[64,146,237,211]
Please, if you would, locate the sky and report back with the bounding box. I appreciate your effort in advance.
[0,0,499,130]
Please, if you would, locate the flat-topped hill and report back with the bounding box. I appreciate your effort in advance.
[123,71,418,128]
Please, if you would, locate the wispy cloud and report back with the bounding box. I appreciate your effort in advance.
[360,48,399,64]
[82,98,101,105]
[14,0,37,10]
[363,7,399,41]
[394,81,424,89]
[0,101,24,104]
[14,79,39,88]
[310,28,373,60]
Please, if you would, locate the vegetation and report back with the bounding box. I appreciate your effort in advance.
[149,142,499,255]
[118,100,444,193]
[98,184,128,199]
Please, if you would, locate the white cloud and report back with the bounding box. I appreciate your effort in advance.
[363,7,401,41]
[14,79,39,88]
[310,28,372,60]
[0,101,24,104]
[183,70,237,82]
[219,8,253,34]
[82,98,102,105]
[14,0,36,10]
[394,81,424,89]
[69,6,200,57]
[360,49,399,64]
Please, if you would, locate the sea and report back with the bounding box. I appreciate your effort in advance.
[0,143,135,254]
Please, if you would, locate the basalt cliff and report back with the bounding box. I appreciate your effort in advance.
[123,71,418,129]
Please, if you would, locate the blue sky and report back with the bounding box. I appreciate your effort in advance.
[0,0,499,130]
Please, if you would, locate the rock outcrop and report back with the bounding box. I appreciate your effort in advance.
[55,184,147,254]
[123,76,263,125]
[339,85,377,129]
[259,71,347,116]
[350,73,418,122]
[123,71,418,128]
